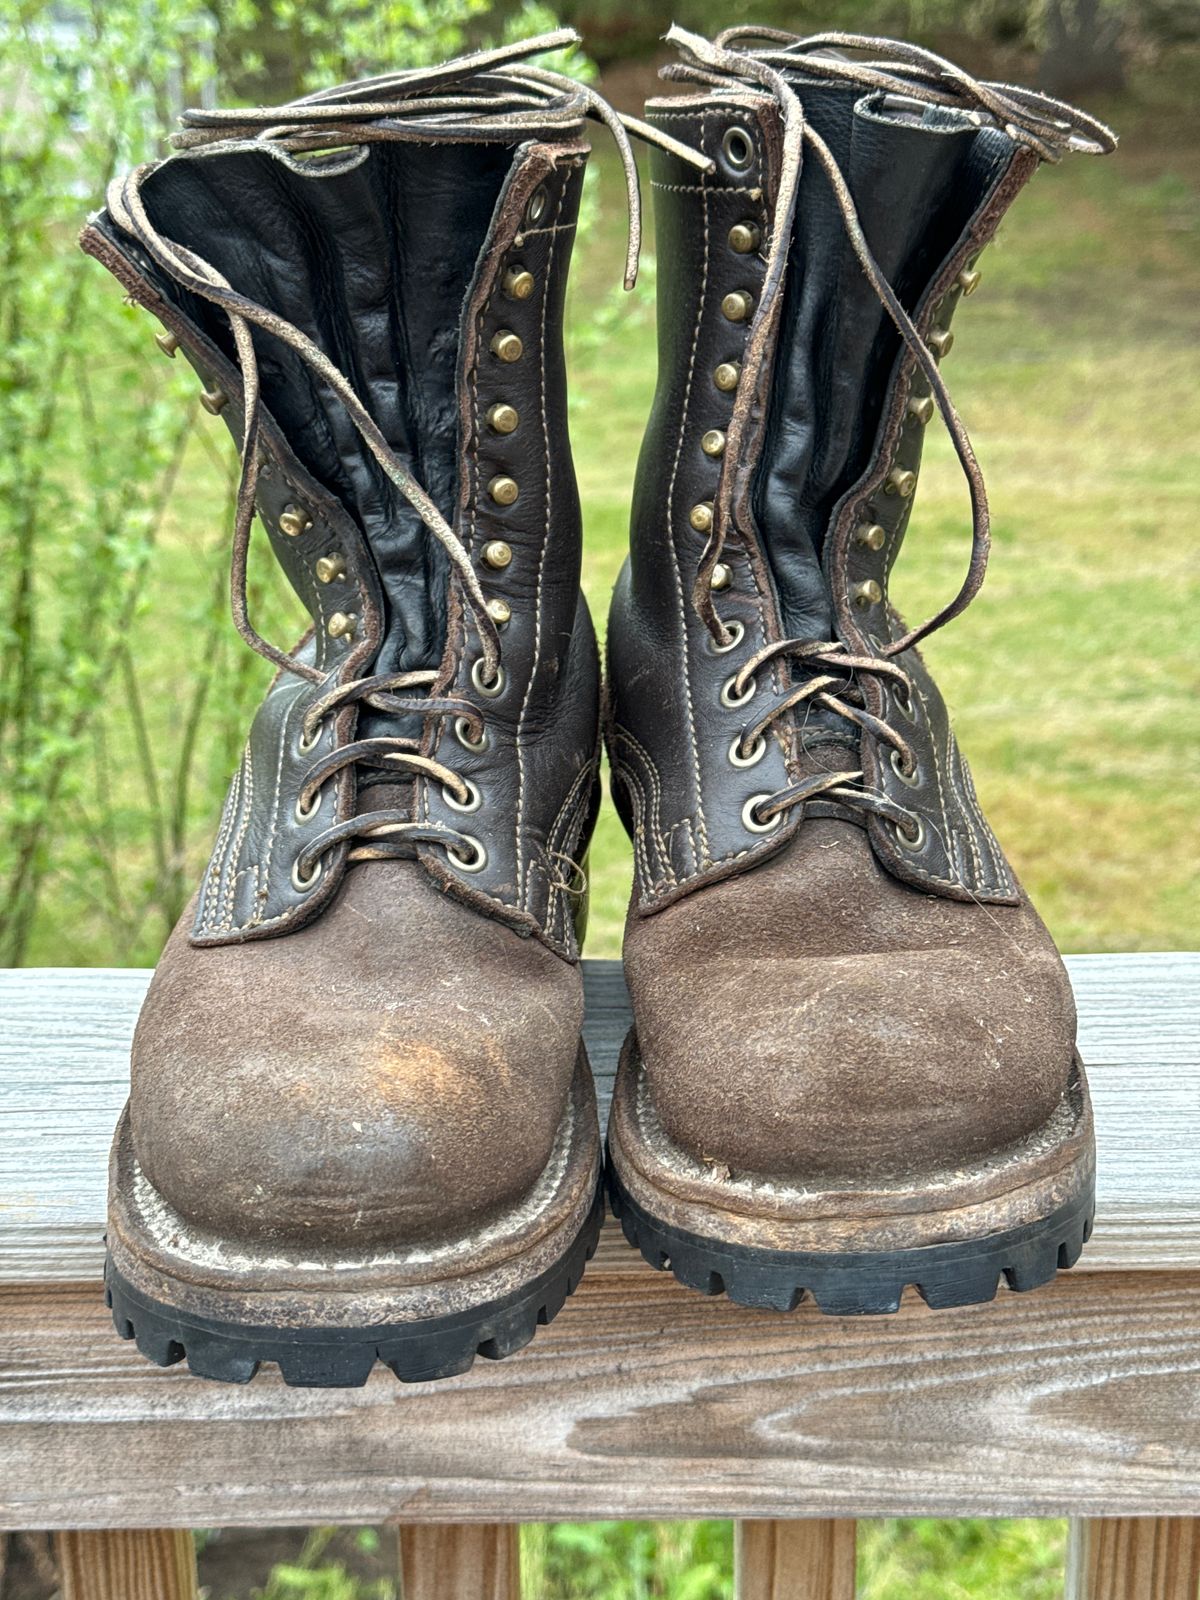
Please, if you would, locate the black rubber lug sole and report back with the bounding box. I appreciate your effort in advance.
[106,1185,603,1386]
[607,1166,1094,1316]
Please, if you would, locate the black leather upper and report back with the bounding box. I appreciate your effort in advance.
[85,131,599,956]
[756,84,1011,644]
[607,86,1034,910]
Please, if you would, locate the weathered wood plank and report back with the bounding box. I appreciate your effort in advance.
[1065,1517,1200,1600]
[1,953,1197,1283]
[1,1270,1197,1528]
[54,1529,198,1600]
[398,1524,519,1600]
[735,1520,857,1600]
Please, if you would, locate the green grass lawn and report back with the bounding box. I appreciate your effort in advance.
[19,59,1199,1600]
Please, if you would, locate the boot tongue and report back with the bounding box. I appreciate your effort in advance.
[136,140,514,728]
[753,80,1013,645]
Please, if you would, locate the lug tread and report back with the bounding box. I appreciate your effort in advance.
[607,1165,1094,1317]
[107,1186,603,1387]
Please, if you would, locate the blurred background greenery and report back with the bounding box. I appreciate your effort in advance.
[0,0,1196,1594]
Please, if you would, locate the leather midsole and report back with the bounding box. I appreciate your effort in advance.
[608,1032,1094,1255]
[108,1045,600,1328]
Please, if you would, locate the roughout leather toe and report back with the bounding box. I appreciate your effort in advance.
[131,861,583,1249]
[624,821,1077,1184]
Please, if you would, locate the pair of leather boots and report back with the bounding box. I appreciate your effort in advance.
[85,28,1114,1386]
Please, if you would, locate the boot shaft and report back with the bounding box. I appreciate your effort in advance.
[83,40,607,956]
[609,31,1113,911]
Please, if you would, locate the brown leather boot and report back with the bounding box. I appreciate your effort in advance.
[82,36,633,1384]
[605,30,1116,1315]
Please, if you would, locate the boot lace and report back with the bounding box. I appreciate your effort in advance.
[106,31,712,878]
[664,28,1114,838]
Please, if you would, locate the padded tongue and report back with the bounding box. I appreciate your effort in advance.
[752,79,1013,646]
[134,139,514,703]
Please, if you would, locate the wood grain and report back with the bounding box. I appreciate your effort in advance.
[2,1270,1198,1528]
[1066,1517,1200,1600]
[398,1524,519,1600]
[54,1529,198,1600]
[735,1520,856,1600]
[1,953,1197,1284]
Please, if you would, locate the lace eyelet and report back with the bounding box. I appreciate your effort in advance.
[294,788,321,823]
[893,681,918,723]
[291,855,322,892]
[471,658,506,699]
[728,732,766,769]
[889,747,921,788]
[448,836,488,873]
[442,777,482,814]
[895,814,926,852]
[741,794,782,834]
[710,619,745,655]
[454,716,488,753]
[722,126,754,170]
[720,671,756,709]
[297,721,322,754]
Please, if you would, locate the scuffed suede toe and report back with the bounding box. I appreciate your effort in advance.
[624,821,1076,1184]
[130,861,583,1250]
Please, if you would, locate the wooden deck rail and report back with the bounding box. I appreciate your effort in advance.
[1,954,1197,1598]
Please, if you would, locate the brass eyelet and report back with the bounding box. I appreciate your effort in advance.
[896,814,926,852]
[297,722,322,754]
[291,855,322,892]
[741,794,781,834]
[722,126,754,170]
[526,185,549,226]
[471,658,506,699]
[449,836,488,873]
[710,619,745,655]
[442,777,482,814]
[720,669,756,709]
[454,716,488,753]
[889,747,921,788]
[294,788,321,823]
[729,732,766,769]
[491,330,523,363]
[728,221,761,254]
[893,681,918,723]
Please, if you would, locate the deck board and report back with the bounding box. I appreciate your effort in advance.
[0,954,1197,1526]
[1,954,1197,1282]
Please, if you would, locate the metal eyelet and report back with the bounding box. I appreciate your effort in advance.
[893,681,918,723]
[729,732,766,769]
[455,716,488,753]
[741,794,781,834]
[471,658,506,699]
[449,836,488,873]
[526,185,549,225]
[442,777,482,814]
[889,747,921,788]
[722,126,754,170]
[895,814,926,851]
[720,670,756,709]
[291,855,322,892]
[294,788,321,823]
[710,619,745,655]
[297,722,322,754]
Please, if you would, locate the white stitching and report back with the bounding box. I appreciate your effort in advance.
[514,169,570,908]
[663,177,712,864]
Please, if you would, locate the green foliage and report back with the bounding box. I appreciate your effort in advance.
[255,1528,396,1600]
[522,1522,732,1599]
[0,0,224,963]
